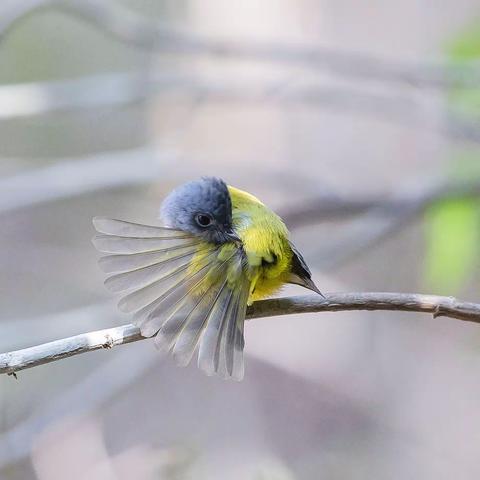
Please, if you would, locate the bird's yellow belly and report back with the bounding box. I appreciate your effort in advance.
[227,184,292,304]
[248,273,287,302]
[237,224,291,304]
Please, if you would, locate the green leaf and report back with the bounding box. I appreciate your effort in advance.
[445,22,480,114]
[447,21,480,60]
[422,24,480,294]
[423,198,480,294]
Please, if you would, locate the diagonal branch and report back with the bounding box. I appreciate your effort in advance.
[280,180,480,228]
[0,148,173,215]
[1,292,479,376]
[295,178,478,270]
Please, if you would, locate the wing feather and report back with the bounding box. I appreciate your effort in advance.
[104,245,210,293]
[117,247,219,314]
[197,254,248,379]
[98,244,203,274]
[232,323,246,380]
[93,217,189,238]
[224,278,249,379]
[171,277,230,367]
[151,289,210,351]
[92,216,251,380]
[135,249,227,338]
[203,287,234,375]
[158,250,239,360]
[92,235,200,255]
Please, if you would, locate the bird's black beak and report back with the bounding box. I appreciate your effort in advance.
[288,273,325,298]
[301,277,325,298]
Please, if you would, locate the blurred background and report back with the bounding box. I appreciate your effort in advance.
[2,0,480,478]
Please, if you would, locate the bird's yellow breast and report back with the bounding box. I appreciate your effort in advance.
[228,186,292,303]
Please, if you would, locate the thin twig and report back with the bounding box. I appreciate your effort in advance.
[2,0,480,89]
[2,139,480,222]
[1,69,476,137]
[0,72,429,118]
[280,180,480,228]
[0,148,175,214]
[1,292,479,376]
[306,178,457,269]
[5,72,480,144]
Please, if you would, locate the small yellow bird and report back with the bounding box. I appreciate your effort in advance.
[93,177,321,380]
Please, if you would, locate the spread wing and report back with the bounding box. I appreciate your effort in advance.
[92,217,249,380]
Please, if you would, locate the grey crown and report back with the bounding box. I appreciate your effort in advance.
[160,177,236,244]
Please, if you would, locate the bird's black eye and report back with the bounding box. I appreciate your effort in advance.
[195,213,213,228]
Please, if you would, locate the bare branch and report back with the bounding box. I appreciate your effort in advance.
[1,292,479,376]
[248,293,480,321]
[1,0,480,89]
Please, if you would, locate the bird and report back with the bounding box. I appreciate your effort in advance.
[92,177,321,381]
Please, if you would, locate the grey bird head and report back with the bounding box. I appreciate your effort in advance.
[160,177,240,244]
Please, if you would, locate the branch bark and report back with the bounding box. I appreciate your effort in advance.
[1,292,479,376]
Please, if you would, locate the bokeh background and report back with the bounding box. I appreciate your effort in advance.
[2,1,480,478]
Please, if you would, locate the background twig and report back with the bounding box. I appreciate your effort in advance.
[305,178,469,269]
[280,179,480,227]
[2,0,480,89]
